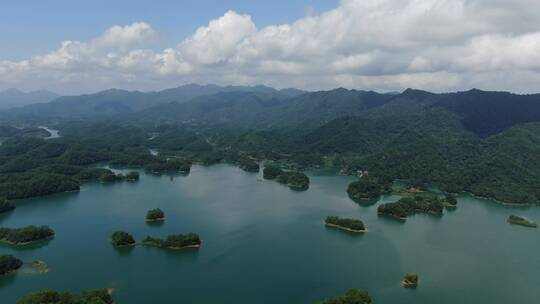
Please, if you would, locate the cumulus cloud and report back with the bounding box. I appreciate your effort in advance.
[2,0,540,94]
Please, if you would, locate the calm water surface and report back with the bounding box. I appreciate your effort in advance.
[0,164,539,303]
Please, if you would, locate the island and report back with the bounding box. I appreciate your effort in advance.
[0,226,55,245]
[0,254,23,275]
[0,197,15,213]
[325,216,367,233]
[17,288,114,304]
[144,159,191,175]
[125,171,140,181]
[239,158,260,173]
[142,233,201,250]
[111,231,136,247]
[377,194,446,220]
[401,273,419,288]
[507,215,538,228]
[145,208,165,222]
[277,171,310,190]
[320,288,372,304]
[263,166,283,180]
[347,176,385,201]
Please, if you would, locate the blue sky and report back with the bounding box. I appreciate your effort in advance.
[1,0,540,94]
[0,0,337,60]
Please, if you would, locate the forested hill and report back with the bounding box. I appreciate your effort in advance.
[128,88,397,129]
[0,88,58,110]
[2,85,540,204]
[3,85,540,138]
[433,89,540,137]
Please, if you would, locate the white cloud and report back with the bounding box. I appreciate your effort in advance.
[98,22,157,49]
[2,0,540,94]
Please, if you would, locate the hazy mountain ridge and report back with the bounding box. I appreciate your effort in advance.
[2,84,305,118]
[0,88,59,110]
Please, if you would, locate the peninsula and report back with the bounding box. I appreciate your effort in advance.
[0,226,55,245]
[507,215,538,228]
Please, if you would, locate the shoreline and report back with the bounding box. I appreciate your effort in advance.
[144,218,165,222]
[377,213,408,221]
[0,235,54,246]
[141,241,202,250]
[507,217,538,228]
[325,223,367,233]
[401,279,418,288]
[461,192,537,207]
[9,163,540,207]
[112,242,137,248]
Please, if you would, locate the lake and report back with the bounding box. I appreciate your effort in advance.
[38,126,60,139]
[1,164,539,303]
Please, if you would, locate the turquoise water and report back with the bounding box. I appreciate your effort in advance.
[1,164,539,303]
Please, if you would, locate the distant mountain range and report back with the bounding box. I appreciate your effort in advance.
[4,84,305,117]
[0,88,59,110]
[3,85,540,139]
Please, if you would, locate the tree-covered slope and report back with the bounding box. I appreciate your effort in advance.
[434,89,540,137]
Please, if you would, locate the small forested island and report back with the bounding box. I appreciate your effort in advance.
[401,273,419,288]
[277,171,310,190]
[239,158,260,172]
[125,171,140,181]
[347,176,387,202]
[320,288,372,304]
[507,215,538,228]
[0,254,23,275]
[142,233,201,250]
[0,225,55,245]
[144,159,191,174]
[325,216,367,233]
[0,197,15,213]
[111,231,136,247]
[263,165,282,179]
[16,288,114,304]
[377,194,449,220]
[145,208,165,222]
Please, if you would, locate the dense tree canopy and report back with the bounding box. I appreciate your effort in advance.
[0,254,23,275]
[347,176,387,202]
[142,233,201,249]
[145,208,165,221]
[0,197,15,213]
[320,289,372,304]
[263,165,283,180]
[378,194,449,220]
[16,288,114,304]
[0,226,55,244]
[325,216,366,232]
[111,231,136,247]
